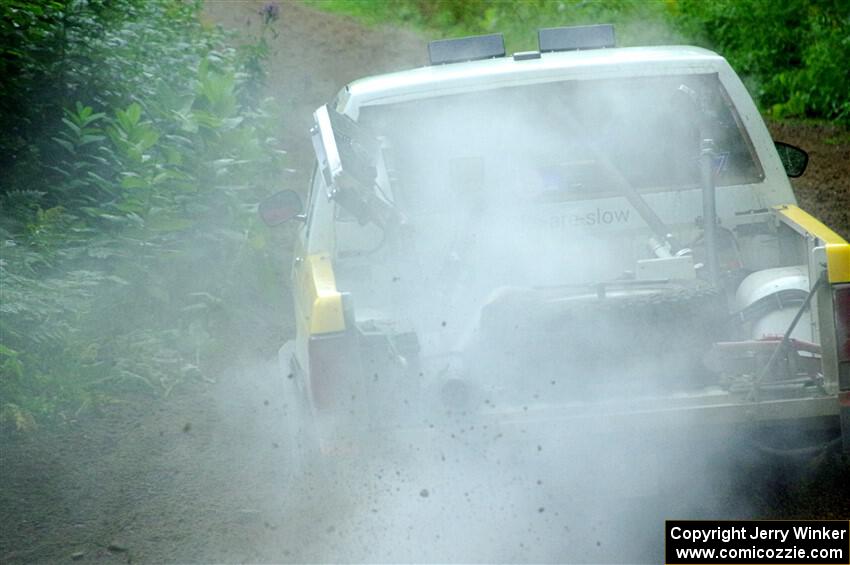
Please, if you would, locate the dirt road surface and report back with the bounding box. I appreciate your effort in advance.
[1,2,848,563]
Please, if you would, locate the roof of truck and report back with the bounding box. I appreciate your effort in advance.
[338,45,726,116]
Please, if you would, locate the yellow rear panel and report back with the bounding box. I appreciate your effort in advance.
[776,205,850,283]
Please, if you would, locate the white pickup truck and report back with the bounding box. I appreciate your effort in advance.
[261,25,850,469]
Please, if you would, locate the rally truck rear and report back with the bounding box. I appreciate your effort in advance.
[260,25,850,469]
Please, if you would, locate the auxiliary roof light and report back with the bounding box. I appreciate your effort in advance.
[538,24,615,53]
[428,33,506,65]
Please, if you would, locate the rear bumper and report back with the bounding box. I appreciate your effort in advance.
[321,394,843,460]
[476,394,840,431]
[278,342,843,454]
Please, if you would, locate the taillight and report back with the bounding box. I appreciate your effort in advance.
[308,331,360,410]
[835,285,850,390]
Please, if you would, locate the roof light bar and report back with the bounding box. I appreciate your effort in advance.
[428,33,505,65]
[538,24,615,53]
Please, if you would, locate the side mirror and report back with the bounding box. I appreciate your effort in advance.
[774,141,808,178]
[259,190,304,226]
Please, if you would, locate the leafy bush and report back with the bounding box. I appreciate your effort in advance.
[0,0,284,427]
[673,0,849,122]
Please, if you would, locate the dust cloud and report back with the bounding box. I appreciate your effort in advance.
[252,69,784,563]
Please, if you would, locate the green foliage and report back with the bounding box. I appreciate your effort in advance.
[307,0,848,123]
[479,0,678,52]
[0,0,285,425]
[304,1,678,52]
[673,0,849,122]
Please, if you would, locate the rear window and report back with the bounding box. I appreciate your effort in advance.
[360,73,763,214]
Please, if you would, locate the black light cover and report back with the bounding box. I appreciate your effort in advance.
[538,24,615,53]
[428,33,506,65]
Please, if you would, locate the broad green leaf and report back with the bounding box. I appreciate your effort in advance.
[53,137,74,153]
[126,102,142,126]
